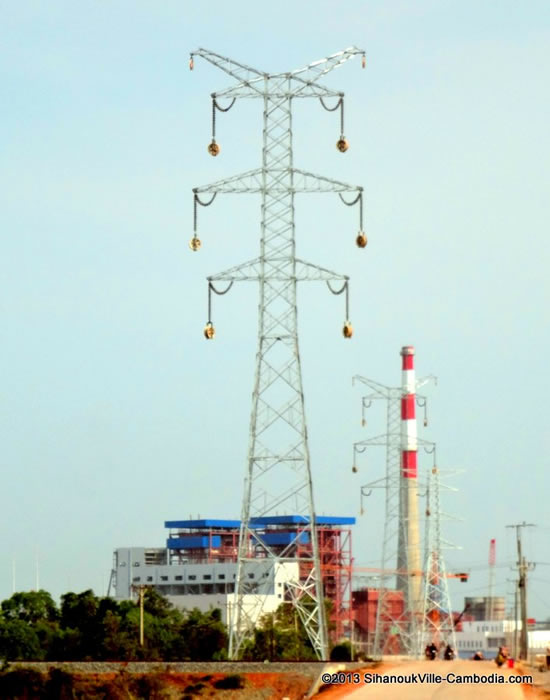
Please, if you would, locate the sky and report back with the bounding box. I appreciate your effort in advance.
[1,1,550,620]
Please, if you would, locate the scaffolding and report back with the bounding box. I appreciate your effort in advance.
[317,522,353,641]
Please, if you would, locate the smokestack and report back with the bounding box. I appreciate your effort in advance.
[400,345,422,615]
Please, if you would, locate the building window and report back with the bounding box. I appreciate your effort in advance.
[218,574,225,580]
[147,576,153,582]
[133,577,141,582]
[189,575,196,581]
[248,573,254,579]
[175,575,183,581]
[160,576,168,581]
[203,575,212,580]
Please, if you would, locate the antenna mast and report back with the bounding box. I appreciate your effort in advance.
[488,538,496,619]
[189,47,366,660]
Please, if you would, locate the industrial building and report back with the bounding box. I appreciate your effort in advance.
[111,515,354,642]
[351,588,405,656]
[454,619,550,659]
[462,596,506,621]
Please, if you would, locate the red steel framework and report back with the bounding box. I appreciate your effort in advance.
[166,518,353,643]
[318,525,353,641]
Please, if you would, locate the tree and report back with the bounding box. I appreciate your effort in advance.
[179,608,227,661]
[0,619,42,660]
[1,590,58,624]
[242,604,317,661]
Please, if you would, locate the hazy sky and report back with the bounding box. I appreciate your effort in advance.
[2,1,549,620]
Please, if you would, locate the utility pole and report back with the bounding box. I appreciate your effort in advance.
[514,583,518,658]
[132,584,147,647]
[506,522,535,660]
[487,538,496,620]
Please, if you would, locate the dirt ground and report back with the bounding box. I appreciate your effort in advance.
[314,660,549,700]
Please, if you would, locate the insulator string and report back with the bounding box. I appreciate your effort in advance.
[193,192,217,241]
[326,280,350,318]
[319,96,344,135]
[211,98,216,140]
[211,96,236,141]
[207,281,234,325]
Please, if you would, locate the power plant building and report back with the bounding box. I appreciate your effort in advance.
[111,516,354,641]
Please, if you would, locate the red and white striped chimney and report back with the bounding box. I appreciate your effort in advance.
[401,345,421,613]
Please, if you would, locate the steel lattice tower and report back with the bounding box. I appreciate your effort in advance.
[189,47,366,660]
[419,466,457,654]
[353,357,435,657]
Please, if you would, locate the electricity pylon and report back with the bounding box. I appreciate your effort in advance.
[353,369,435,657]
[418,465,457,655]
[189,47,366,660]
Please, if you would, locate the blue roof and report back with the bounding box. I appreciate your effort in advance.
[164,519,241,529]
[250,515,356,526]
[316,516,356,526]
[165,516,355,529]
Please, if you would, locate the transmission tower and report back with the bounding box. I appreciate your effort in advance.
[189,47,366,660]
[418,465,457,655]
[353,348,435,657]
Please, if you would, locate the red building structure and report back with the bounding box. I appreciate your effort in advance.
[352,588,405,656]
[165,515,354,643]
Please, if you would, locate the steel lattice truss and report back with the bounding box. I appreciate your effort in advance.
[418,467,457,654]
[190,47,365,660]
[353,374,435,658]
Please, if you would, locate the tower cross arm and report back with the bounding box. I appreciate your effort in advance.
[191,48,265,82]
[293,169,363,193]
[193,168,263,194]
[354,434,394,448]
[295,259,348,282]
[352,375,397,397]
[214,79,344,100]
[191,48,267,98]
[193,168,362,194]
[284,46,365,85]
